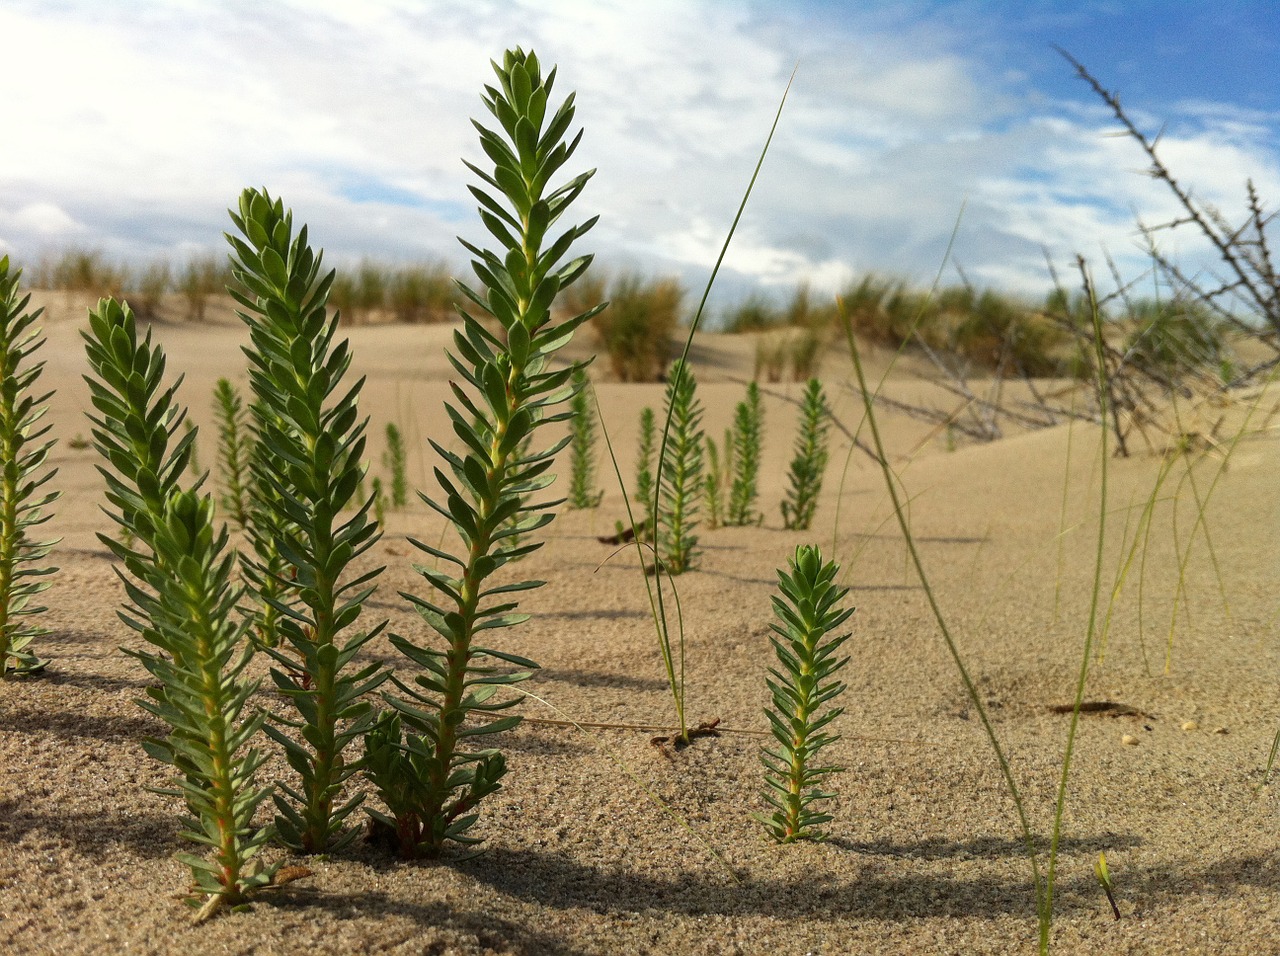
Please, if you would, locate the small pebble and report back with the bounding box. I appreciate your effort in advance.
[1181,720,1199,732]
[1122,734,1139,746]
[1214,726,1229,735]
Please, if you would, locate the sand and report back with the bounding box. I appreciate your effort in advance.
[1,292,1278,955]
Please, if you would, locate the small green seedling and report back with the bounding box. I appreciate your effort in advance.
[567,367,603,509]
[0,256,58,677]
[780,378,830,531]
[760,545,852,842]
[726,381,763,526]
[384,422,408,509]
[704,432,725,530]
[213,378,253,532]
[632,405,657,540]
[371,476,387,528]
[1095,851,1121,920]
[657,359,704,574]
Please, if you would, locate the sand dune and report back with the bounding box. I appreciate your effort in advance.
[2,292,1278,955]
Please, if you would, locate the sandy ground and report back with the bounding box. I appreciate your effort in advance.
[1,292,1278,955]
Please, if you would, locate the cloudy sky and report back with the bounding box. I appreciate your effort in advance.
[1,0,1277,309]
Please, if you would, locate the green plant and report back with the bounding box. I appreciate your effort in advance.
[82,298,275,919]
[184,419,201,477]
[0,257,58,677]
[703,433,725,530]
[384,422,409,509]
[759,545,851,842]
[656,359,704,574]
[1124,296,1228,380]
[227,188,388,854]
[633,405,656,532]
[726,381,763,526]
[375,47,602,858]
[567,367,603,508]
[1095,851,1121,920]
[213,378,253,532]
[839,296,1049,941]
[600,70,791,747]
[780,378,830,531]
[371,476,387,528]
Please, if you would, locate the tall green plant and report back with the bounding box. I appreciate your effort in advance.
[213,378,253,532]
[384,422,409,509]
[657,359,704,574]
[227,188,388,854]
[0,257,58,677]
[82,299,275,919]
[781,378,830,531]
[726,381,763,526]
[375,47,602,858]
[760,545,851,843]
[567,367,603,508]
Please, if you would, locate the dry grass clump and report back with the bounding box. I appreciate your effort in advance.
[326,259,456,324]
[575,272,684,381]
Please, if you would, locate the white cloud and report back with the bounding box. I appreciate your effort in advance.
[0,0,1274,309]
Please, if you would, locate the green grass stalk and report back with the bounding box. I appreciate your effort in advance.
[624,68,793,744]
[840,303,1049,946]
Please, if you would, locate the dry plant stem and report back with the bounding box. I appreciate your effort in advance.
[381,48,602,857]
[227,188,388,854]
[0,257,58,677]
[841,308,1050,944]
[1059,49,1279,345]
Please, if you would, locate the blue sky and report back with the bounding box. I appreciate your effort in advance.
[0,0,1276,309]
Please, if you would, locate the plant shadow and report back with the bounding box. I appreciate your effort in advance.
[0,700,164,742]
[271,887,594,956]
[0,796,178,859]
